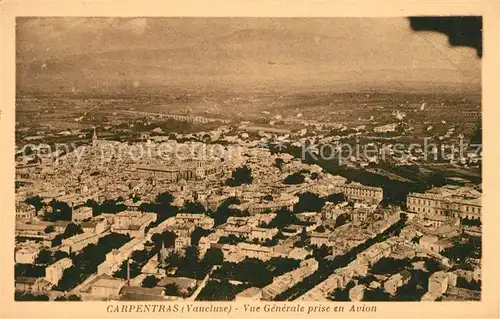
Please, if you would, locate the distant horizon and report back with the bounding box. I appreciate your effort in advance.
[16,17,481,95]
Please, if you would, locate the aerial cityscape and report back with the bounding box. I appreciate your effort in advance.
[14,17,481,302]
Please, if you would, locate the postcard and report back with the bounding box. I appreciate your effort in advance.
[1,1,499,318]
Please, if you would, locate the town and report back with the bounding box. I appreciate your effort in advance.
[14,115,481,302]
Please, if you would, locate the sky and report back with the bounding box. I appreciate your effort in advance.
[16,17,481,93]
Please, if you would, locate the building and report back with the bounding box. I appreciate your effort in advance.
[349,285,366,301]
[235,287,263,301]
[407,185,481,221]
[428,271,450,296]
[97,238,145,275]
[261,258,318,300]
[16,202,37,220]
[112,211,157,238]
[167,223,196,251]
[86,274,126,300]
[45,258,73,285]
[15,241,41,264]
[237,243,274,261]
[81,217,109,234]
[418,235,453,254]
[119,286,167,301]
[60,231,102,254]
[383,272,409,296]
[374,123,397,133]
[339,183,383,204]
[72,206,93,222]
[351,207,371,222]
[175,213,214,230]
[15,277,53,293]
[157,277,198,295]
[309,232,330,247]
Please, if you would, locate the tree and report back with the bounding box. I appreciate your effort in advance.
[213,197,241,226]
[164,283,182,297]
[424,259,442,273]
[284,172,306,185]
[300,227,308,243]
[54,250,69,261]
[191,227,210,246]
[294,192,325,213]
[202,248,224,266]
[334,213,351,228]
[156,192,174,206]
[316,225,326,233]
[15,292,49,301]
[266,208,299,230]
[44,225,55,233]
[25,195,44,212]
[226,166,253,186]
[35,249,53,264]
[363,287,392,301]
[142,275,160,288]
[371,258,412,275]
[183,201,206,214]
[62,223,84,239]
[324,193,346,204]
[274,158,285,171]
[263,194,273,201]
[45,200,72,221]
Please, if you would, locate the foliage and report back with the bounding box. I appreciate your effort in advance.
[196,279,249,301]
[14,291,49,301]
[191,227,211,246]
[294,192,325,213]
[183,201,206,214]
[164,283,182,296]
[35,249,53,264]
[142,275,160,288]
[370,257,412,275]
[284,172,306,185]
[225,166,253,186]
[25,195,44,212]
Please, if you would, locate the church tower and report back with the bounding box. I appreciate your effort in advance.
[92,126,98,147]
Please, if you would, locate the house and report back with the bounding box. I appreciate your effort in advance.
[15,241,41,264]
[15,277,53,293]
[349,284,365,301]
[175,213,215,230]
[112,211,157,238]
[383,271,411,296]
[45,258,73,285]
[167,223,196,251]
[157,277,198,296]
[351,207,370,222]
[81,217,109,234]
[235,287,262,301]
[86,274,126,299]
[72,206,93,222]
[309,232,330,247]
[119,286,167,301]
[419,235,453,254]
[60,231,102,254]
[16,202,37,220]
[428,271,449,296]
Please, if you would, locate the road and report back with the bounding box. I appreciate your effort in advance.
[187,265,219,301]
[273,217,407,301]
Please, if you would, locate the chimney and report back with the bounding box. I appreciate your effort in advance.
[127,258,131,286]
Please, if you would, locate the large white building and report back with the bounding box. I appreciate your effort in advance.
[407,185,481,221]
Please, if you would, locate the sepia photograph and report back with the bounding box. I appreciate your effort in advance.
[1,1,497,316]
[12,16,484,304]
